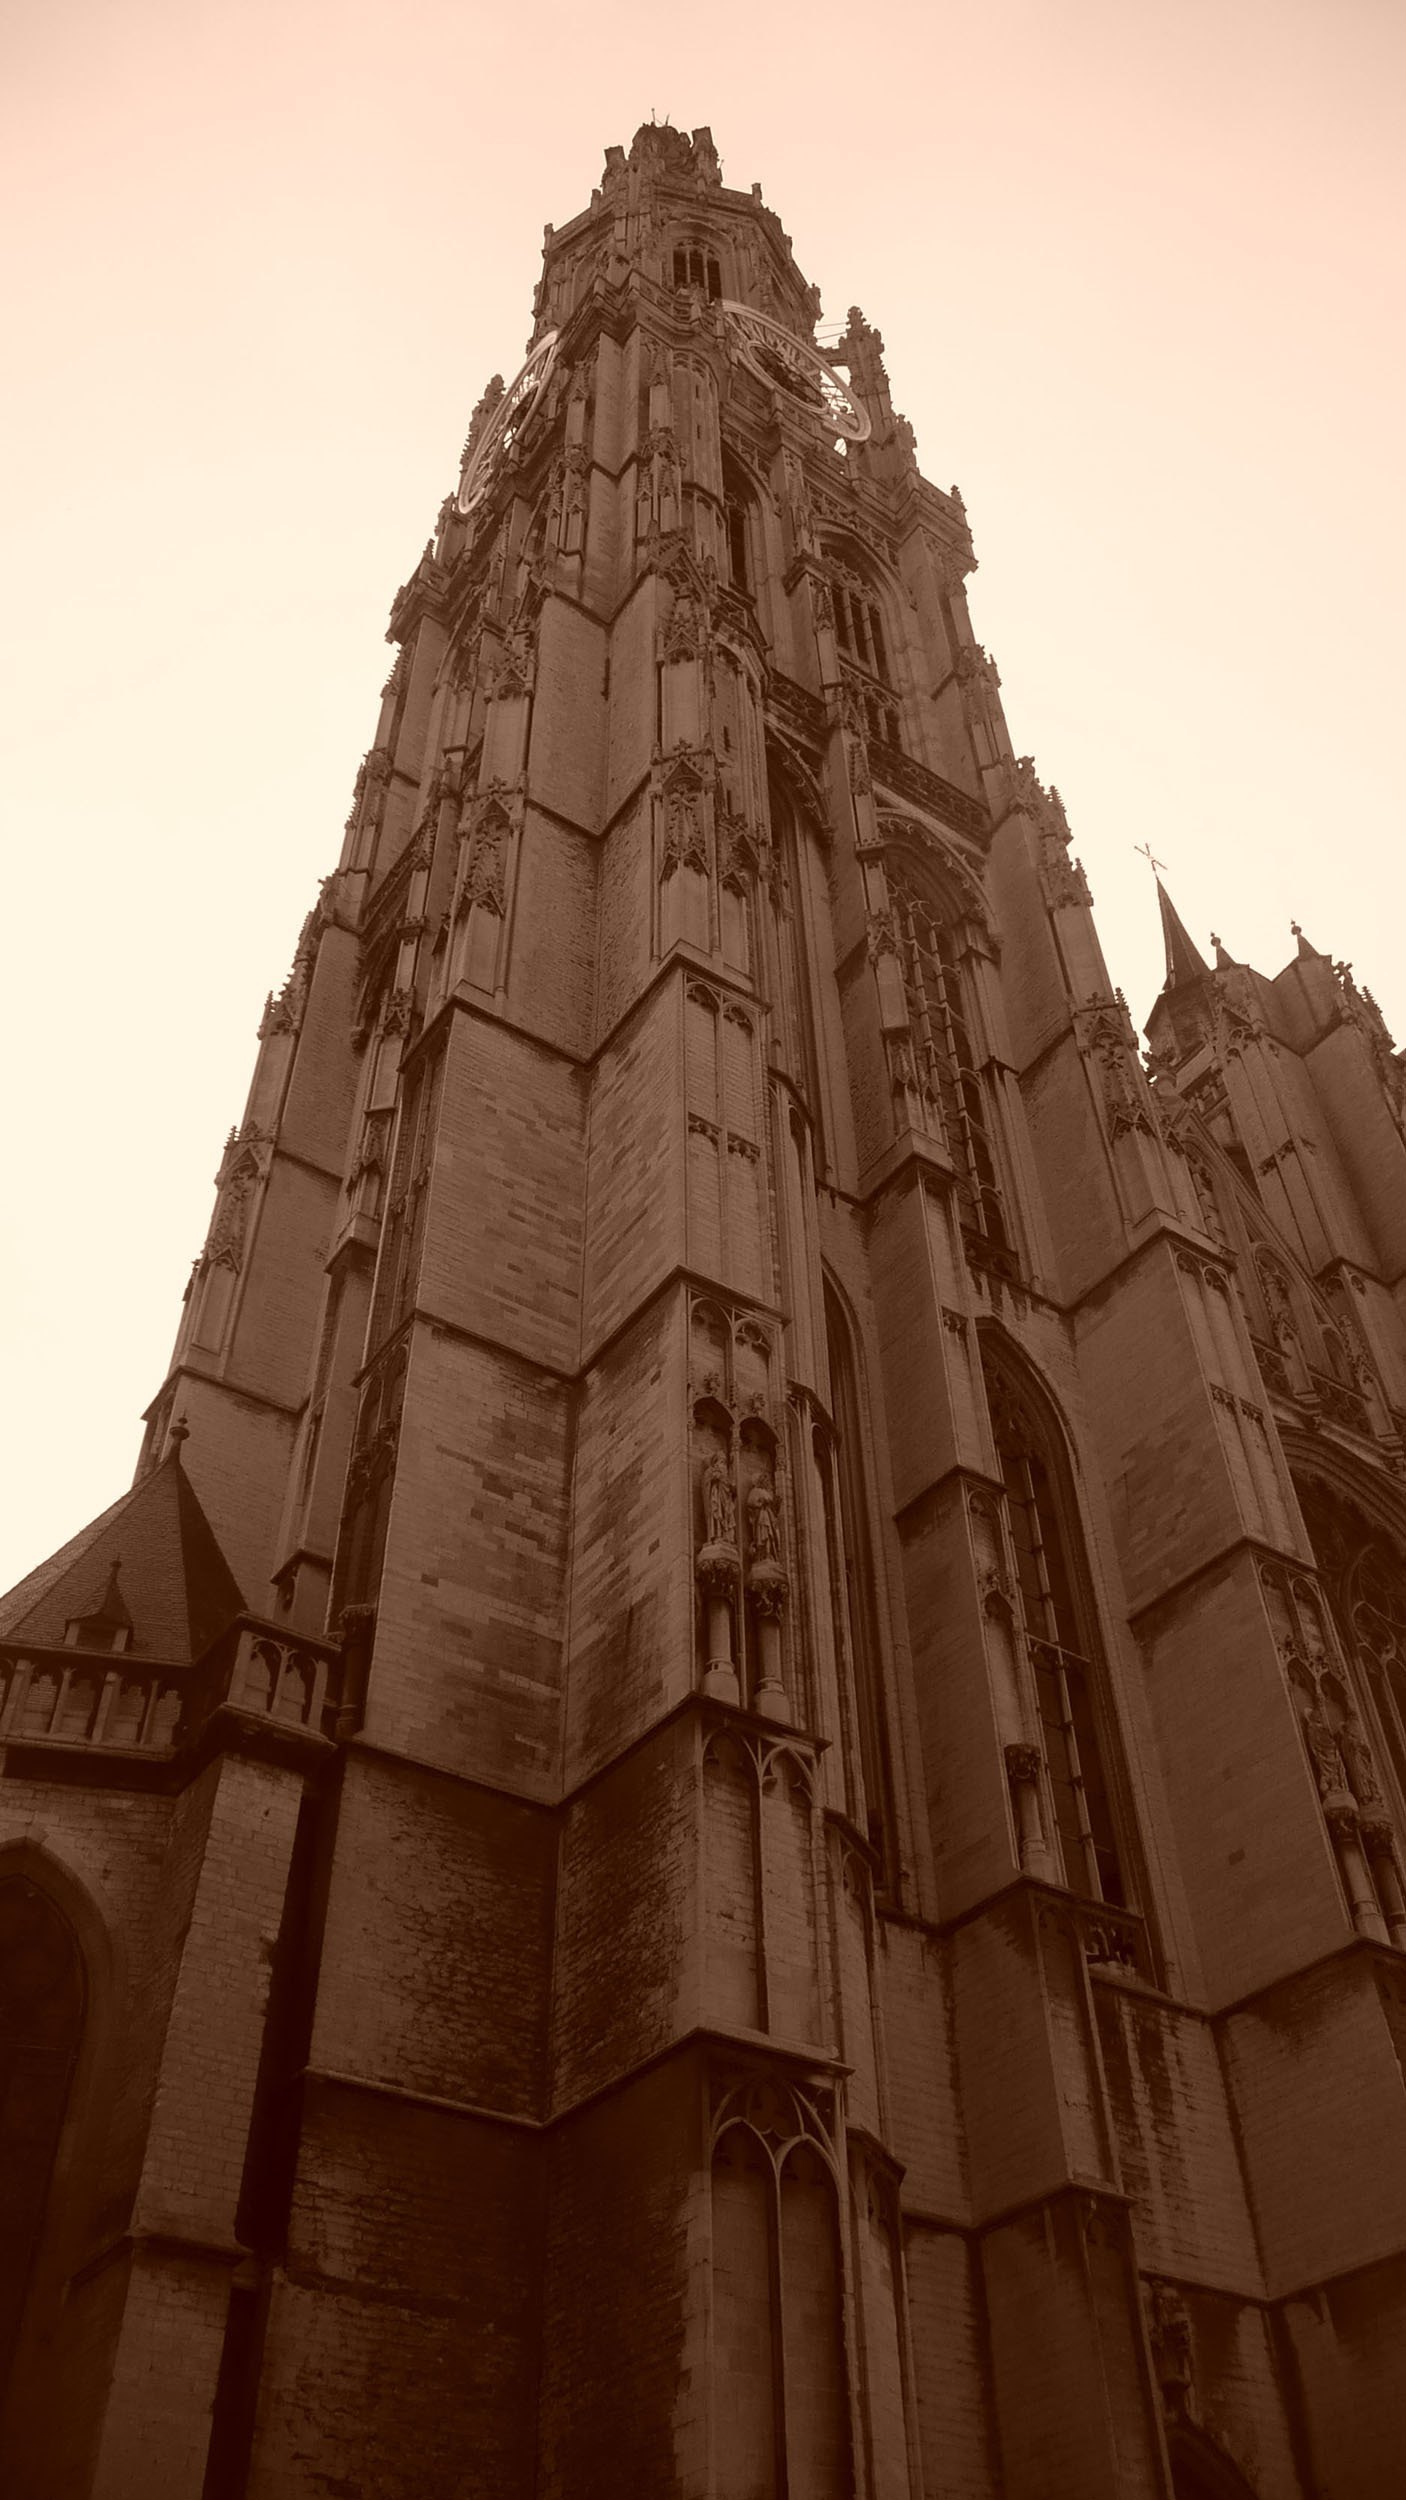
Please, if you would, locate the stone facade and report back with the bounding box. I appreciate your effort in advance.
[3,121,1406,2499]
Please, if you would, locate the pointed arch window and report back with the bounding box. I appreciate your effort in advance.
[827,550,901,748]
[982,1346,1128,1907]
[888,859,1012,1268]
[673,243,722,300]
[710,2107,850,2499]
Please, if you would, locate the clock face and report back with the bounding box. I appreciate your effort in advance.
[456,330,560,518]
[721,303,870,443]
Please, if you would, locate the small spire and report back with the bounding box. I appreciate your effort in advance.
[1291,919,1323,961]
[1156,878,1210,988]
[1212,933,1234,969]
[168,1416,191,1460]
[93,1558,130,1626]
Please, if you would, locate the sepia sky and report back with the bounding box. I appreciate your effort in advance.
[2,0,1403,1595]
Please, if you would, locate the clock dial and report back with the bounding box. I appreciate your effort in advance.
[721,303,870,443]
[456,329,560,518]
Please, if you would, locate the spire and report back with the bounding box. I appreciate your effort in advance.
[1156,878,1210,988]
[85,1556,134,1635]
[1291,919,1324,961]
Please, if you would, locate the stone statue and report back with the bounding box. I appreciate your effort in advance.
[746,1475,782,1565]
[1337,1712,1386,1812]
[703,1454,736,1549]
[1303,1699,1346,1801]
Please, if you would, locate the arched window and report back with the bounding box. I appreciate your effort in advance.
[673,242,722,300]
[982,1343,1128,1906]
[822,1282,897,1873]
[827,550,901,747]
[888,857,1012,1268]
[0,1876,85,2396]
[710,2108,850,2499]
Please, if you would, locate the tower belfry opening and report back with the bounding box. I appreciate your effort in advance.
[3,118,1406,2500]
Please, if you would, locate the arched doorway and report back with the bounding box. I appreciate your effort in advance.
[1168,2421,1259,2499]
[0,1876,86,2399]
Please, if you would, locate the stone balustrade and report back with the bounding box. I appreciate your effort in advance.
[0,1617,346,1758]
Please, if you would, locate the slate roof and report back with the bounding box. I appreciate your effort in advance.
[0,1453,246,1664]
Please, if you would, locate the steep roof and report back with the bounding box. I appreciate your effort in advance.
[1156,878,1210,988]
[0,1452,245,1663]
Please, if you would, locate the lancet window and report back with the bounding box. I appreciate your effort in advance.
[763,777,825,1129]
[982,1346,1128,1907]
[888,860,1012,1265]
[367,1045,445,1356]
[722,451,755,595]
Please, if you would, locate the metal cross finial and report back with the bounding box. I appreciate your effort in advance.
[1134,842,1167,875]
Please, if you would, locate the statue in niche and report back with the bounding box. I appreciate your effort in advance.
[702,1453,737,1550]
[1337,1712,1386,1813]
[746,1474,782,1565]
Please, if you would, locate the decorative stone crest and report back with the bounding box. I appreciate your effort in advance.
[1004,1740,1042,1786]
[954,640,1000,698]
[1077,998,1156,1141]
[463,792,514,916]
[661,759,710,878]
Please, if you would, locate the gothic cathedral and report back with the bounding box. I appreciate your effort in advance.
[4,124,1406,2500]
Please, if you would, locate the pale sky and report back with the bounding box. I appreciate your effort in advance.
[2,0,1403,1596]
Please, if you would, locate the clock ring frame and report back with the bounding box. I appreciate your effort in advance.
[455,329,561,519]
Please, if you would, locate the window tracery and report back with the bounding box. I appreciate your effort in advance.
[825,548,901,747]
[981,1346,1129,1909]
[887,859,1012,1268]
[709,2074,850,2500]
[1299,1485,1406,1847]
[672,242,722,300]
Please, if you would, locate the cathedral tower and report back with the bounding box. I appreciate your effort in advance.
[4,122,1406,2499]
